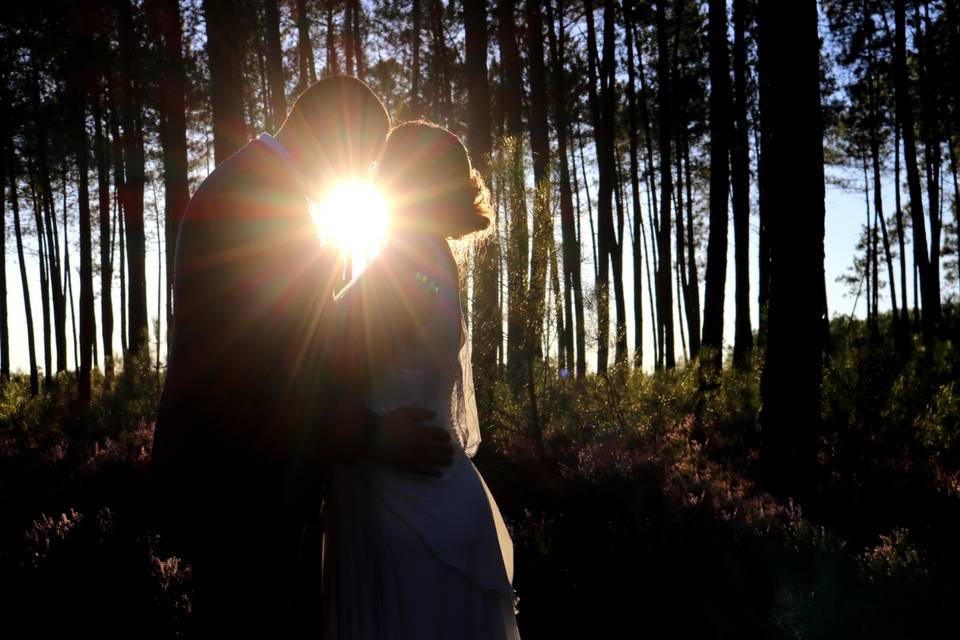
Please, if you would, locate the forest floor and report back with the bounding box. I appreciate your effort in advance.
[1,311,958,638]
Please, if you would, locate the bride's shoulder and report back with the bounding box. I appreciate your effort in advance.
[378,233,448,273]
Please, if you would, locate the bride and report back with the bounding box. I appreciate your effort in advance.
[321,120,520,639]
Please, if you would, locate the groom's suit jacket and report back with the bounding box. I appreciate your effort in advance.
[151,138,429,547]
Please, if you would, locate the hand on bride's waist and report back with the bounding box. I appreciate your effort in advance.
[370,406,455,478]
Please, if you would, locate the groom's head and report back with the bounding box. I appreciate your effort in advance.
[276,75,390,195]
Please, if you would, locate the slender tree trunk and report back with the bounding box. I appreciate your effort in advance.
[295,0,317,86]
[579,129,598,282]
[107,81,128,357]
[731,0,753,367]
[499,0,523,138]
[344,0,355,76]
[119,194,127,354]
[0,139,7,381]
[702,0,731,368]
[325,2,338,76]
[870,127,899,333]
[410,0,421,117]
[635,26,662,366]
[263,0,287,129]
[584,0,618,373]
[499,0,530,386]
[464,0,500,400]
[118,0,149,354]
[63,191,78,378]
[30,61,67,375]
[914,2,942,323]
[352,0,364,80]
[546,0,584,378]
[149,0,190,358]
[10,156,39,395]
[67,49,94,399]
[655,0,676,369]
[204,0,247,165]
[92,92,113,375]
[894,0,936,344]
[526,0,552,363]
[30,175,52,386]
[428,0,451,124]
[894,116,909,328]
[757,0,826,501]
[863,157,874,327]
[549,232,565,370]
[624,4,644,371]
[612,146,628,366]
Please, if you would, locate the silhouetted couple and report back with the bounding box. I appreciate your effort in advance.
[150,76,519,639]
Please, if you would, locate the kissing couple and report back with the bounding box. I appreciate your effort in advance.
[150,75,519,639]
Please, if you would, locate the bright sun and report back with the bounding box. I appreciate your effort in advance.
[312,180,389,270]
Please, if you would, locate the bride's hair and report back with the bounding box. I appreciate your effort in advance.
[376,120,493,241]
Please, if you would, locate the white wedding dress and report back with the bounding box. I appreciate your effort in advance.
[322,235,520,640]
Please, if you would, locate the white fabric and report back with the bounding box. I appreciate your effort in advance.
[323,235,518,639]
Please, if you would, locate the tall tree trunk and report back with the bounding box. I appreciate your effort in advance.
[625,2,644,371]
[30,60,67,375]
[731,0,753,368]
[295,0,317,86]
[149,0,190,358]
[352,0,364,80]
[757,16,771,349]
[894,116,909,328]
[635,24,662,366]
[204,0,247,165]
[119,193,128,354]
[499,0,530,385]
[344,0,355,76]
[870,124,900,335]
[263,0,287,130]
[525,0,550,184]
[757,0,826,500]
[30,174,52,386]
[325,2,338,76]
[499,0,524,137]
[526,0,551,362]
[863,157,875,327]
[584,0,618,373]
[914,2,942,324]
[546,0,583,378]
[702,0,731,368]
[66,35,94,399]
[464,0,501,402]
[612,146,628,366]
[10,155,39,395]
[549,231,565,370]
[894,0,936,344]
[107,80,128,357]
[118,0,149,354]
[411,0,421,117]
[62,182,78,379]
[93,91,113,374]
[683,137,701,359]
[655,0,676,369]
[0,138,7,381]
[428,0,451,124]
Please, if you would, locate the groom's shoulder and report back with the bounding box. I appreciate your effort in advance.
[197,141,271,195]
[187,141,276,215]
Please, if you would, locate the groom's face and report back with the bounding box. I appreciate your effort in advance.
[304,116,389,201]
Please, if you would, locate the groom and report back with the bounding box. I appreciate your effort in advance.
[151,76,453,636]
